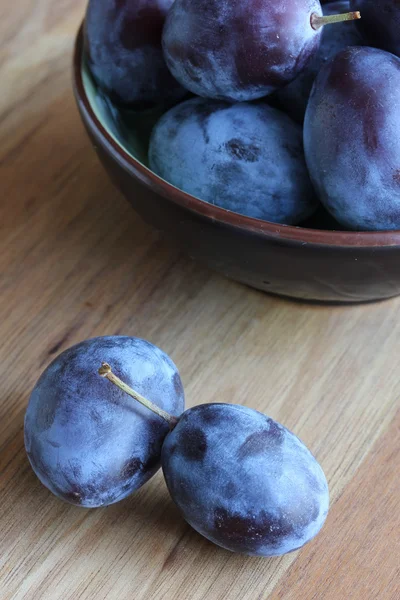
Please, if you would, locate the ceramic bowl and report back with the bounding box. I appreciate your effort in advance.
[73,26,400,303]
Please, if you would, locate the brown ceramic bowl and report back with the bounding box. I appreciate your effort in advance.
[73,26,400,303]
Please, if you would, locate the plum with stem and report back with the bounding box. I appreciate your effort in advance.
[162,0,361,101]
[24,337,185,507]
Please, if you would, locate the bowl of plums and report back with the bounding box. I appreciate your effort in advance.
[73,0,400,303]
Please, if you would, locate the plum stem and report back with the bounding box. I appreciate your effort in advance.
[98,362,178,428]
[311,11,361,31]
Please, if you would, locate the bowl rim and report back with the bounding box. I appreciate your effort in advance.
[73,24,400,248]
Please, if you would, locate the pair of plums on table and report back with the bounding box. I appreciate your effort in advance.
[84,0,400,233]
[25,336,329,557]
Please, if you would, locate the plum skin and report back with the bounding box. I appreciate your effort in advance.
[84,0,185,109]
[24,336,185,507]
[304,47,400,231]
[149,97,318,225]
[162,0,322,102]
[274,0,364,123]
[162,404,329,556]
[350,0,400,58]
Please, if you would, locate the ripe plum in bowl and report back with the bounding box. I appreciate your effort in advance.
[73,26,400,303]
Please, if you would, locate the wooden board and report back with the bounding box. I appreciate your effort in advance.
[1,2,399,598]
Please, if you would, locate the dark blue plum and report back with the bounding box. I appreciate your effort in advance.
[350,0,400,58]
[274,1,364,123]
[162,404,329,556]
[304,47,400,231]
[24,336,185,507]
[149,98,318,225]
[84,0,186,110]
[162,0,323,102]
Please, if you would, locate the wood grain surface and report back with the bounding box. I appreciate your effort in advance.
[1,2,399,598]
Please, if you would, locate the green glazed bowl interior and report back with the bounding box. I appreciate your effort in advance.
[82,62,165,169]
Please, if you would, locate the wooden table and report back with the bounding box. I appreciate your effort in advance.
[1,2,399,598]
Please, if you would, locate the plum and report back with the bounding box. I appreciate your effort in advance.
[149,97,318,225]
[350,0,400,58]
[162,0,361,102]
[24,337,185,507]
[162,404,329,556]
[274,0,364,123]
[304,47,400,231]
[84,0,186,110]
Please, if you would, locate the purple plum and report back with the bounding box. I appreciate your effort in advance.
[350,0,400,57]
[84,0,186,110]
[149,97,318,225]
[304,47,400,231]
[274,0,364,123]
[162,403,329,556]
[24,336,185,507]
[162,0,324,101]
